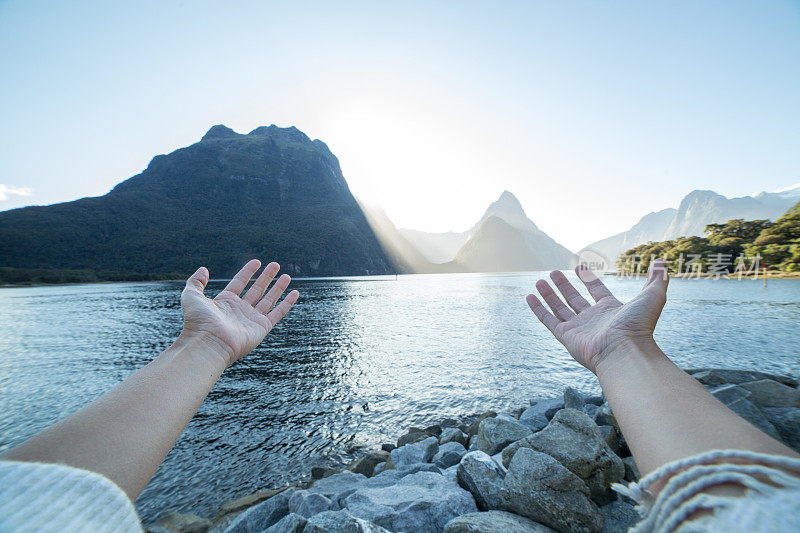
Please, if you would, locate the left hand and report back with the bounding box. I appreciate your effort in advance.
[179,259,299,367]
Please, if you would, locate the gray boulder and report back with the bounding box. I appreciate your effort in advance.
[311,467,341,480]
[308,472,367,506]
[726,397,781,439]
[501,448,602,533]
[264,513,307,533]
[150,513,211,533]
[594,403,618,430]
[584,404,600,420]
[397,428,431,447]
[225,488,297,533]
[373,462,388,475]
[344,471,477,533]
[600,499,640,533]
[525,397,564,420]
[440,427,469,447]
[740,379,800,408]
[475,417,533,455]
[288,490,334,518]
[444,511,555,532]
[763,407,800,450]
[390,436,439,468]
[518,408,549,432]
[622,457,640,482]
[709,384,751,405]
[691,369,797,388]
[433,441,467,469]
[457,451,506,511]
[518,409,624,503]
[467,411,498,437]
[303,509,389,533]
[564,387,585,410]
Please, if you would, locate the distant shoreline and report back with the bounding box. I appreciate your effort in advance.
[607,270,800,279]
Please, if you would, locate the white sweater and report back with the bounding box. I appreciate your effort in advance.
[0,460,141,532]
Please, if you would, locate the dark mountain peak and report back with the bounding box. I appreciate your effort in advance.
[201,124,240,141]
[248,124,312,144]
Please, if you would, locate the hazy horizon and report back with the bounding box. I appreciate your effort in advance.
[2,1,799,251]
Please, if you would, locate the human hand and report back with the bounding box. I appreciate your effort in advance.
[179,259,299,368]
[526,258,668,374]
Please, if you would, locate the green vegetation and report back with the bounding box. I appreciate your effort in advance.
[0,267,185,285]
[618,200,800,274]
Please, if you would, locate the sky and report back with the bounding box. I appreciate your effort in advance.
[1,1,799,251]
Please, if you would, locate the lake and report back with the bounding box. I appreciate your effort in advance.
[1,272,799,521]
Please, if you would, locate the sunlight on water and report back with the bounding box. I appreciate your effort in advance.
[0,273,798,520]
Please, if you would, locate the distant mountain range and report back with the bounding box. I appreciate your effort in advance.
[2,122,798,279]
[581,187,800,267]
[0,124,392,278]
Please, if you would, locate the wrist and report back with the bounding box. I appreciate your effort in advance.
[593,335,665,381]
[160,332,232,375]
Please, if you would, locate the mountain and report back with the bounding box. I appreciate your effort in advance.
[0,124,393,278]
[581,189,796,268]
[397,228,467,264]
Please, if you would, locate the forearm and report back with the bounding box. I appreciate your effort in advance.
[595,337,799,477]
[0,333,227,500]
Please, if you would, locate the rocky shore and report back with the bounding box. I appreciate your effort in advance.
[147,368,800,533]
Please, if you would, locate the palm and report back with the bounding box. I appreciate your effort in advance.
[527,262,668,373]
[180,260,299,367]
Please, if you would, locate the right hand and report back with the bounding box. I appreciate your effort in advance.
[526,258,669,374]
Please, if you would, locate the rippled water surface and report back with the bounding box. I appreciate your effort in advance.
[1,273,799,521]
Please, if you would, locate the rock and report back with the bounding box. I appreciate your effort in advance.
[475,417,533,455]
[425,424,444,438]
[213,487,294,527]
[288,490,334,518]
[390,436,439,468]
[517,408,549,432]
[597,425,622,456]
[501,438,528,468]
[564,387,585,410]
[373,462,388,475]
[225,488,297,533]
[311,467,340,481]
[763,407,800,450]
[303,509,390,532]
[440,418,461,428]
[501,448,602,533]
[380,443,396,453]
[726,397,781,439]
[524,398,564,420]
[600,499,640,533]
[496,413,518,422]
[444,511,556,532]
[347,451,391,477]
[433,441,467,468]
[520,408,624,503]
[622,457,640,482]
[585,395,605,406]
[308,472,367,505]
[264,513,307,533]
[149,513,211,533]
[457,450,506,511]
[709,384,751,405]
[397,429,430,447]
[440,427,469,447]
[468,435,477,450]
[584,404,600,420]
[344,471,477,532]
[690,369,798,388]
[467,411,498,437]
[594,403,618,430]
[740,379,800,408]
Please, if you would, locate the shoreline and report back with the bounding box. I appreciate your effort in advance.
[145,367,800,533]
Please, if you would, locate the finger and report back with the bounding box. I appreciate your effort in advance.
[536,279,575,321]
[576,265,615,302]
[646,258,670,289]
[184,267,209,294]
[256,274,291,313]
[550,270,591,313]
[526,294,560,333]
[243,262,280,305]
[265,290,299,329]
[222,259,261,296]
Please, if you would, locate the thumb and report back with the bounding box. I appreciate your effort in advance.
[184,267,209,293]
[645,258,669,293]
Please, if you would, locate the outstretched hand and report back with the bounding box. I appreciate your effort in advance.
[180,259,299,367]
[526,259,669,374]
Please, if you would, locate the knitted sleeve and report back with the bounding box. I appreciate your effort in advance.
[0,460,142,532]
[613,449,800,533]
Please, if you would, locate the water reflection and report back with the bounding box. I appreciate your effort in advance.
[0,274,798,521]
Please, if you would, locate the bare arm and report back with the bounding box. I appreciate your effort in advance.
[1,259,299,500]
[526,259,798,479]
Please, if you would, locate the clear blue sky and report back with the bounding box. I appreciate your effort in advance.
[1,1,799,250]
